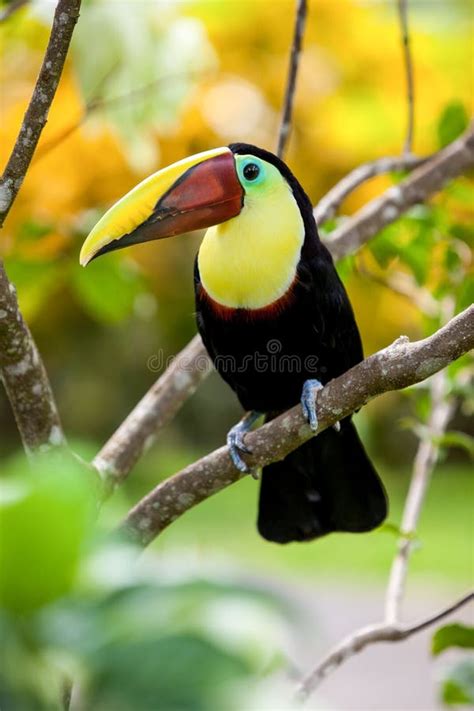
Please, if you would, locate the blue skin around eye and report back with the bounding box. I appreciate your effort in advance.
[240,160,265,186]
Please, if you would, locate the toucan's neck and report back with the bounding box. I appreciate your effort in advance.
[197,183,305,310]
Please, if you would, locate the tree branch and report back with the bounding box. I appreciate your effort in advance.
[297,591,474,701]
[0,263,65,451]
[384,367,455,624]
[397,0,415,154]
[323,126,474,260]
[0,0,82,228]
[277,0,307,158]
[118,305,474,546]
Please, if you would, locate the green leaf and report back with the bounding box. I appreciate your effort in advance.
[437,102,469,149]
[433,624,474,656]
[456,277,474,313]
[0,453,96,614]
[335,254,356,282]
[434,432,474,458]
[72,256,147,323]
[86,633,251,711]
[441,659,474,706]
[377,521,417,540]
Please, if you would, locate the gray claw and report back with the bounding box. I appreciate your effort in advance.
[226,411,262,474]
[301,379,323,432]
[227,428,252,473]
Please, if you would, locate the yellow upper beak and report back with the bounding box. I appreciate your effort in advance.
[79,146,241,267]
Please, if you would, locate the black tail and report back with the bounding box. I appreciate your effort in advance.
[257,419,387,543]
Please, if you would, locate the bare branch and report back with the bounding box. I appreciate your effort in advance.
[297,591,474,701]
[277,0,307,158]
[323,126,474,260]
[94,335,211,489]
[119,305,474,546]
[0,0,82,228]
[314,154,426,226]
[0,262,65,451]
[384,300,456,623]
[397,0,415,154]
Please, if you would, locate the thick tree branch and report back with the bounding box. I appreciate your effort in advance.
[94,335,211,487]
[277,0,307,158]
[297,591,474,701]
[323,126,474,260]
[97,129,474,486]
[118,305,474,546]
[0,263,64,451]
[0,0,82,228]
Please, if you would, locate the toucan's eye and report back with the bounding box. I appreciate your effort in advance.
[243,163,260,181]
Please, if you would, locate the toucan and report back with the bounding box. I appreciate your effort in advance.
[80,143,387,543]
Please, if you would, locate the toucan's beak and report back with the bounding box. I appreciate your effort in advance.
[79,147,243,266]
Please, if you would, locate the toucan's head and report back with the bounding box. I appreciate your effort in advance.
[79,143,314,267]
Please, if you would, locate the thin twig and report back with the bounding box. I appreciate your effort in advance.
[385,299,456,623]
[314,154,426,226]
[397,0,415,154]
[385,371,455,622]
[297,591,474,701]
[0,0,29,22]
[118,305,474,546]
[0,0,82,228]
[277,0,307,158]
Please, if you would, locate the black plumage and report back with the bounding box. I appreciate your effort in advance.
[195,143,387,543]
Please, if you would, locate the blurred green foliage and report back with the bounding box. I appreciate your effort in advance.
[0,453,95,614]
[433,624,474,656]
[432,624,474,707]
[0,450,298,710]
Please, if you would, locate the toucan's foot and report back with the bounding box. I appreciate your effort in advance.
[227,411,262,475]
[301,379,324,432]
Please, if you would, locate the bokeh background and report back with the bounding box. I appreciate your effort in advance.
[1,1,473,709]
